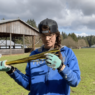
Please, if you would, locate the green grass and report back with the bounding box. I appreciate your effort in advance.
[0,48,95,95]
[71,48,95,95]
[0,53,30,95]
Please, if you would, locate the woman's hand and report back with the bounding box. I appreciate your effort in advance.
[45,53,62,69]
[0,60,11,72]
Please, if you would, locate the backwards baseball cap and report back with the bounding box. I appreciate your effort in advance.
[38,18,58,33]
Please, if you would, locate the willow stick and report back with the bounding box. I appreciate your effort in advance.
[6,49,60,65]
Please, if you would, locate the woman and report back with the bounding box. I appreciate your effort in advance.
[0,18,81,95]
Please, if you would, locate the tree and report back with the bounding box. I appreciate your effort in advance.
[1,18,5,20]
[13,37,23,44]
[61,36,77,48]
[92,36,95,44]
[78,39,88,47]
[81,36,89,46]
[68,33,78,42]
[62,32,67,39]
[26,19,37,28]
[86,36,95,47]
[77,36,82,39]
[26,19,38,47]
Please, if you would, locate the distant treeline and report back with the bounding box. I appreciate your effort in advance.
[61,32,95,48]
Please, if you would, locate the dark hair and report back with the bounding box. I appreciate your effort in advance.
[54,32,61,49]
[54,32,63,61]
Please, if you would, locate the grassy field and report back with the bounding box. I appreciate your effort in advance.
[0,48,95,95]
[71,48,95,95]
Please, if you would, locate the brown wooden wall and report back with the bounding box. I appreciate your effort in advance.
[0,21,38,36]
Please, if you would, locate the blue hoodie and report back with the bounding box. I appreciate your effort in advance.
[8,46,80,95]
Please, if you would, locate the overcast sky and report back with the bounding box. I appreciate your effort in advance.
[0,0,95,36]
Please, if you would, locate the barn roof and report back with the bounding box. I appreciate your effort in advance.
[0,18,39,33]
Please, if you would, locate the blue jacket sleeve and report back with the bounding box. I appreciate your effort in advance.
[9,63,30,90]
[8,51,36,90]
[59,47,81,87]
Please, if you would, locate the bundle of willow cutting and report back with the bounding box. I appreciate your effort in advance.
[6,48,60,65]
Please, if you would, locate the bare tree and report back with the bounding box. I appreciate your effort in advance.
[78,39,88,48]
[61,36,77,48]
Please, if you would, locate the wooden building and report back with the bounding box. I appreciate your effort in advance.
[0,19,39,55]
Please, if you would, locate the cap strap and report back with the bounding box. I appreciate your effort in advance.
[42,30,49,33]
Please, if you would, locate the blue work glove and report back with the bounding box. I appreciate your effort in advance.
[45,53,62,69]
[0,60,11,72]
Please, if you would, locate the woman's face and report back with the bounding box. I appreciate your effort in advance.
[40,32,57,49]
